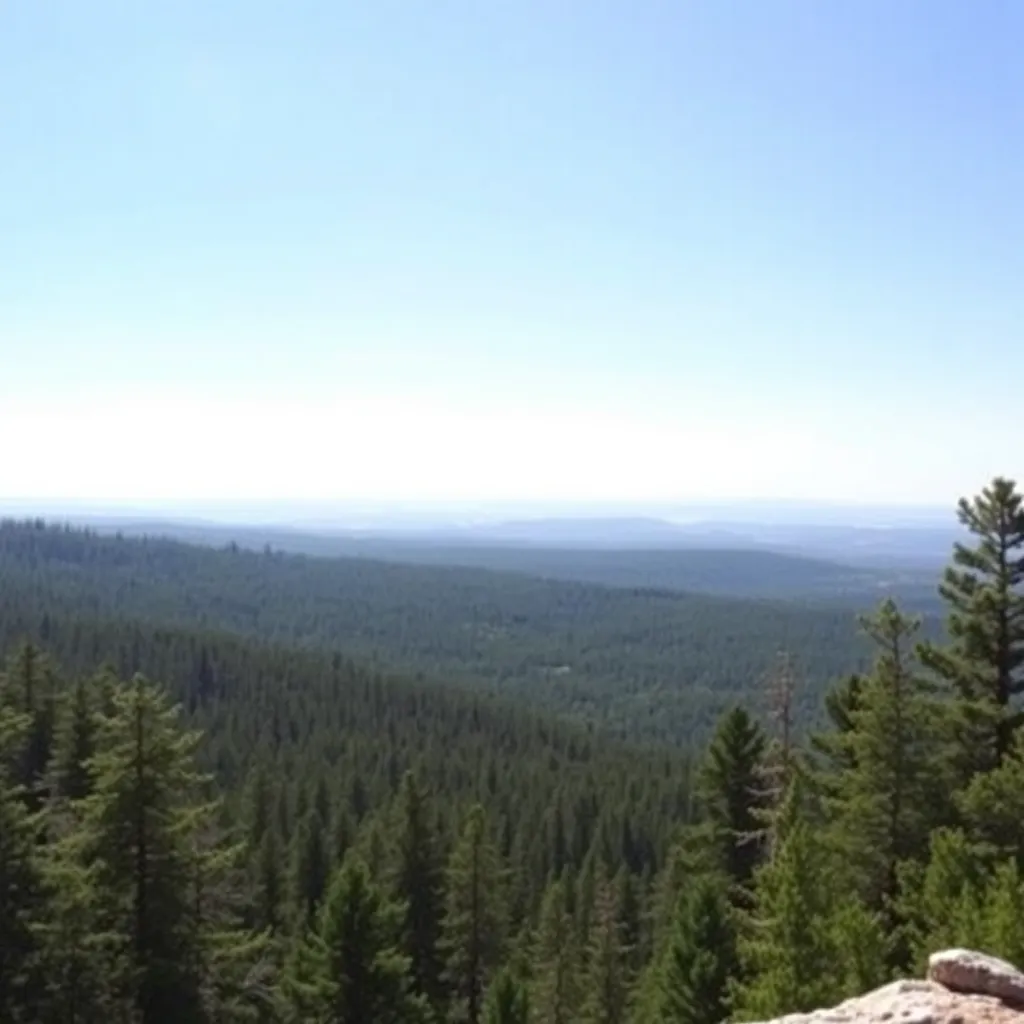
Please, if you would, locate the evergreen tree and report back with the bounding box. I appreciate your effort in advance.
[50,672,102,801]
[655,873,736,1024]
[826,899,890,996]
[580,862,630,1024]
[614,866,644,979]
[919,477,1024,778]
[31,835,129,1024]
[442,804,506,1024]
[285,854,427,1023]
[809,674,863,798]
[531,875,581,1024]
[830,600,946,933]
[292,808,331,926]
[730,774,843,1019]
[389,771,447,1014]
[902,828,988,969]
[958,730,1024,865]
[982,860,1024,970]
[483,966,530,1024]
[1,642,58,803]
[692,706,767,899]
[77,673,259,1024]
[0,704,45,1022]
[255,825,286,933]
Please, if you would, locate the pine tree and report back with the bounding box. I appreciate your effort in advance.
[957,729,1024,865]
[244,763,273,851]
[442,804,506,1024]
[902,828,988,969]
[50,672,103,801]
[1,642,58,803]
[809,674,863,795]
[730,773,843,1019]
[919,477,1024,778]
[31,835,129,1024]
[531,875,581,1024]
[614,866,644,979]
[830,600,947,930]
[483,966,530,1024]
[292,807,331,926]
[284,854,427,1023]
[77,673,260,1024]
[982,860,1024,969]
[580,863,630,1024]
[0,704,46,1022]
[692,706,767,900]
[255,825,285,933]
[656,873,736,1024]
[826,899,890,996]
[389,771,447,1014]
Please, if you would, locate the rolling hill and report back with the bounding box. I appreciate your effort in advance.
[0,518,947,742]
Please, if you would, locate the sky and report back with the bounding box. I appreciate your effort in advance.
[2,1,1022,511]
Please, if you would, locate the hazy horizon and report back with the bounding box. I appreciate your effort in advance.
[0,495,958,531]
[4,3,1021,507]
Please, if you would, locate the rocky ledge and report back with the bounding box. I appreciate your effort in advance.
[743,950,1024,1024]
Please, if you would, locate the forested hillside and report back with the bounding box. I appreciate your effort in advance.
[69,517,944,606]
[0,520,905,741]
[2,476,1024,1024]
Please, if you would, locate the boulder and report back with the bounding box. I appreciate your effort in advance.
[928,950,1024,1007]
[737,951,1024,1024]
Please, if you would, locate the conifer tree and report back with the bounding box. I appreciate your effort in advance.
[1,642,58,802]
[809,674,863,796]
[730,773,843,1019]
[245,763,273,851]
[388,771,447,1014]
[442,804,506,1024]
[49,672,102,801]
[655,873,736,1024]
[693,706,767,899]
[32,835,128,1024]
[284,854,427,1023]
[580,863,630,1024]
[614,866,644,979]
[255,825,286,933]
[830,600,946,928]
[531,875,582,1024]
[0,704,45,1021]
[826,899,890,996]
[902,828,988,969]
[77,673,260,1024]
[957,729,1024,865]
[982,860,1024,969]
[292,807,331,926]
[919,477,1024,778]
[483,966,530,1024]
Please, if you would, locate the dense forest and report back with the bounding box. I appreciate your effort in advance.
[0,519,925,742]
[2,476,1023,1024]
[68,519,944,606]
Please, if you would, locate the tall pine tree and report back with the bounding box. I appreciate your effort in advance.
[389,771,447,1015]
[285,854,426,1023]
[919,477,1024,778]
[442,804,506,1024]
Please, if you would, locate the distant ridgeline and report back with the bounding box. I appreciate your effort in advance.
[0,514,940,742]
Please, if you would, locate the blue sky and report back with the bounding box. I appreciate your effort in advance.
[2,1,1022,508]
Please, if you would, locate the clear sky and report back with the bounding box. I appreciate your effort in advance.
[2,1,1022,509]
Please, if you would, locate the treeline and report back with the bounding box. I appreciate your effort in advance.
[1,476,1023,1024]
[0,517,885,742]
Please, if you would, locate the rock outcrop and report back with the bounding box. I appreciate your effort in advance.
[928,950,1024,1007]
[739,950,1024,1024]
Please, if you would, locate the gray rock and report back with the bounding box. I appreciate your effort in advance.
[929,950,1024,1007]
